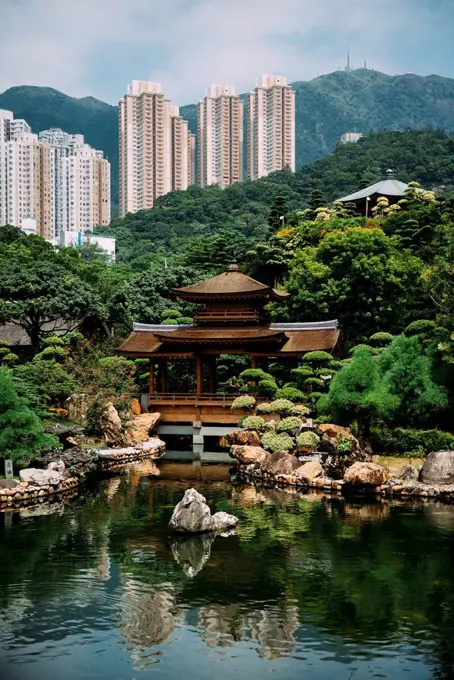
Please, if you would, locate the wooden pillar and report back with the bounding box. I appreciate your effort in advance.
[158,358,167,394]
[209,358,216,395]
[251,356,258,369]
[196,354,204,396]
[149,360,155,398]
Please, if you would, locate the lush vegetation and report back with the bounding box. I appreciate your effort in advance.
[0,128,454,462]
[4,68,454,212]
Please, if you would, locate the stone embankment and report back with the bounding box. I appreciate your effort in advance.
[0,409,165,512]
[227,425,454,503]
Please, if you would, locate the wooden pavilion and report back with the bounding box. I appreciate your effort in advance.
[117,261,340,426]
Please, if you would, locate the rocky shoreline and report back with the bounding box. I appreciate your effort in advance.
[0,438,166,512]
[225,421,454,504]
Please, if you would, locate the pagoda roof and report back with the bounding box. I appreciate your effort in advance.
[117,320,340,356]
[337,170,408,203]
[172,261,289,301]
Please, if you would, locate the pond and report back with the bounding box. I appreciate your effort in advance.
[1,461,454,680]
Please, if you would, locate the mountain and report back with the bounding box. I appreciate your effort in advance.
[2,69,454,209]
[0,86,118,204]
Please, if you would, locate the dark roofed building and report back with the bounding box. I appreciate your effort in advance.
[337,169,408,216]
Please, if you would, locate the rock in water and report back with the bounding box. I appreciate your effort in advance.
[99,402,132,447]
[343,462,389,486]
[420,451,454,485]
[19,468,63,486]
[169,488,238,533]
[294,460,323,484]
[230,445,268,464]
[210,511,239,531]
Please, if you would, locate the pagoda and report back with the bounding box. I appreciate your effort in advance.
[117,261,339,425]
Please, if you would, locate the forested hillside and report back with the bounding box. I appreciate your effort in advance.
[2,68,454,208]
[96,129,454,264]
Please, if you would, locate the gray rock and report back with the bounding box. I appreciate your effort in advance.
[395,464,419,481]
[210,511,239,531]
[420,451,454,485]
[47,460,65,475]
[261,451,300,476]
[19,468,62,486]
[169,488,238,533]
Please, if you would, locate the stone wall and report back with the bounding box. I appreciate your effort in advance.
[0,439,166,512]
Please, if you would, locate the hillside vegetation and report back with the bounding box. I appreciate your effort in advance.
[96,129,454,263]
[2,69,454,207]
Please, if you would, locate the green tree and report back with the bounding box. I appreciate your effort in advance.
[321,347,396,439]
[0,368,57,463]
[268,195,287,230]
[379,335,448,427]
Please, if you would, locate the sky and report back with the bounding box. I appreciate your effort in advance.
[2,0,454,106]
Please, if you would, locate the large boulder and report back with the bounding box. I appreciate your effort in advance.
[169,488,238,533]
[294,460,323,484]
[220,429,262,448]
[261,451,300,476]
[128,412,161,444]
[318,423,360,454]
[40,447,99,478]
[420,451,454,485]
[100,402,132,447]
[64,393,89,423]
[230,445,268,465]
[343,462,389,486]
[20,468,63,486]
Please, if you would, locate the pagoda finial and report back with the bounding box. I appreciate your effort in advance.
[226,260,240,271]
[385,168,395,179]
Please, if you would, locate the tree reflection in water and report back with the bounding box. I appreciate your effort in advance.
[1,464,454,679]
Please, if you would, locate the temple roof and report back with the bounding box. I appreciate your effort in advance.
[337,169,408,203]
[117,320,340,356]
[172,261,289,301]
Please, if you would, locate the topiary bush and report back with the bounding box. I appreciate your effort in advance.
[260,431,295,453]
[302,351,333,364]
[231,395,256,411]
[291,404,310,417]
[256,402,274,414]
[276,416,303,433]
[267,399,296,416]
[349,344,379,356]
[405,319,436,336]
[369,332,394,347]
[275,387,306,402]
[241,415,266,431]
[296,431,320,450]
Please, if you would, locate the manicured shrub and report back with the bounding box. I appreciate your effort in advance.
[371,426,454,455]
[275,387,306,402]
[241,415,266,431]
[256,402,273,414]
[368,332,394,347]
[231,395,256,411]
[349,344,379,355]
[260,431,295,452]
[405,319,436,336]
[291,404,310,417]
[267,398,296,415]
[302,351,333,364]
[276,416,303,433]
[296,431,320,450]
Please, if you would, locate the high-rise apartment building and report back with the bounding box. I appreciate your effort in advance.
[119,80,193,216]
[247,75,295,180]
[198,85,243,189]
[39,128,110,236]
[0,111,111,239]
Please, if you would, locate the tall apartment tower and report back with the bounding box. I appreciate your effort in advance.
[170,106,195,191]
[247,75,295,180]
[0,110,54,239]
[119,80,193,216]
[197,85,243,188]
[39,128,111,236]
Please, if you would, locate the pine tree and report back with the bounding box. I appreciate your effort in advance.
[268,196,287,230]
[308,189,325,218]
[0,368,56,464]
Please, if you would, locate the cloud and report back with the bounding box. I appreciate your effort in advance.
[1,0,453,105]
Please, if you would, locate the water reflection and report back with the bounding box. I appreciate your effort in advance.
[0,461,454,679]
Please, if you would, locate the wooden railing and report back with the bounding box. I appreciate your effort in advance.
[149,393,268,403]
[195,310,261,322]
